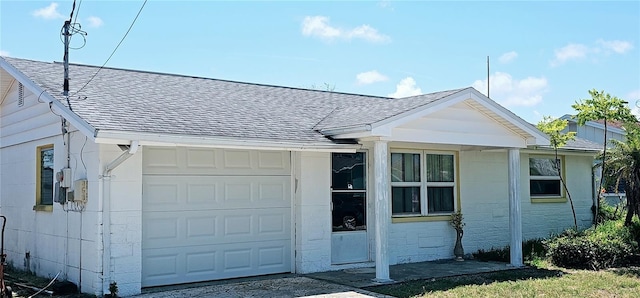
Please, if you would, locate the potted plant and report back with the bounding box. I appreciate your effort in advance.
[450,210,465,261]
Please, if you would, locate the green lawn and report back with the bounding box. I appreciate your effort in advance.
[365,266,640,298]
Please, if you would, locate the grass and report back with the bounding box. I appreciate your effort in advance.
[365,266,640,298]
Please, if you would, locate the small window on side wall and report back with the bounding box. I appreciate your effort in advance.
[529,157,562,198]
[36,145,54,211]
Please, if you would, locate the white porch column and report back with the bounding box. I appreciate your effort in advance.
[508,148,523,267]
[373,140,392,282]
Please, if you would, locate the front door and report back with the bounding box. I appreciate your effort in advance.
[331,152,368,264]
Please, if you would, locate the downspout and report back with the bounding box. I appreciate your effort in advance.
[99,141,139,295]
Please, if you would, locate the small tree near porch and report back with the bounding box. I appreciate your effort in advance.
[572,89,637,225]
[537,116,578,229]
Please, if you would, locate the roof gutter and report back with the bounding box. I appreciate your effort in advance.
[318,124,372,137]
[0,57,97,140]
[94,130,360,152]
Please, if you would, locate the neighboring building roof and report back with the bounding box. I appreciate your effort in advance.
[563,137,603,151]
[560,114,627,135]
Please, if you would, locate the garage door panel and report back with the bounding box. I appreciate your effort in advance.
[143,176,290,211]
[142,240,290,287]
[143,147,290,175]
[143,208,290,248]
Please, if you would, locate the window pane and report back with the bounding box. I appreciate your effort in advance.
[332,192,366,232]
[426,154,454,182]
[332,153,366,190]
[392,186,421,215]
[530,180,561,196]
[529,158,559,176]
[391,153,420,182]
[40,148,54,205]
[427,187,454,213]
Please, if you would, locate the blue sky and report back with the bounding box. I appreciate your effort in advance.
[1,0,639,123]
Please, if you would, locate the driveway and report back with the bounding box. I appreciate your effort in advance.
[134,276,391,298]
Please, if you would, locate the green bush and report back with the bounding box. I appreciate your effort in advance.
[545,220,639,270]
[473,238,546,263]
[598,197,625,222]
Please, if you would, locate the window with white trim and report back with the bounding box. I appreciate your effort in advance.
[529,156,563,198]
[391,151,456,216]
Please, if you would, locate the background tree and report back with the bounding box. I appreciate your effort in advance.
[604,122,640,225]
[537,116,578,229]
[572,89,637,224]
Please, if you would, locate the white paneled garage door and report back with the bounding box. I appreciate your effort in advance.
[141,147,292,287]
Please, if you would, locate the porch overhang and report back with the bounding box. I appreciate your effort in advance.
[320,88,549,149]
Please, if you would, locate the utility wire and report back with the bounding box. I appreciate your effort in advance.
[72,0,83,25]
[72,0,148,96]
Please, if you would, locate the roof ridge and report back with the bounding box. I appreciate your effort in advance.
[47,58,388,99]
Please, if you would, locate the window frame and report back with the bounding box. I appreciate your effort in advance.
[35,144,54,212]
[529,155,566,203]
[390,149,458,218]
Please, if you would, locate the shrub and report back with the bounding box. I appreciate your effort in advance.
[598,197,625,222]
[473,238,546,263]
[545,219,639,270]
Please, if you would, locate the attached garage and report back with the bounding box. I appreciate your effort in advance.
[141,147,292,287]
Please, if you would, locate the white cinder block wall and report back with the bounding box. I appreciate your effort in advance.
[520,153,594,239]
[388,150,594,264]
[98,144,143,297]
[0,128,102,293]
[294,151,333,273]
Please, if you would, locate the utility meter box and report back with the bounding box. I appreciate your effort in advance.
[74,179,88,202]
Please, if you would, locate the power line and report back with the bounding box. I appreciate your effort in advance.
[72,0,148,96]
[72,0,83,25]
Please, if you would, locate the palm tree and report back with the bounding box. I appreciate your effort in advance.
[604,123,640,225]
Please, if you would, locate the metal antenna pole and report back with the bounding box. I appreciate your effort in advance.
[63,20,71,97]
[487,56,490,98]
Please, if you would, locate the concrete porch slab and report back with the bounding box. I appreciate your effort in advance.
[305,260,514,288]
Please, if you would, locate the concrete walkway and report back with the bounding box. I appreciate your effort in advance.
[134,260,512,297]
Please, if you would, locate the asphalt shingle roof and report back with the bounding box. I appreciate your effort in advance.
[2,57,461,145]
[1,57,598,152]
[563,137,603,151]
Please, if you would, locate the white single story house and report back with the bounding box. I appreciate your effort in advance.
[0,57,600,296]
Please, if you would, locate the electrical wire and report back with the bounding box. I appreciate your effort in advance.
[72,0,148,96]
[80,135,88,174]
[72,0,83,26]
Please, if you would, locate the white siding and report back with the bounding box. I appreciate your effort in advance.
[392,101,528,148]
[0,80,104,295]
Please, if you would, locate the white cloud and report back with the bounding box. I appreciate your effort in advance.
[498,51,518,64]
[597,39,634,54]
[356,70,388,85]
[301,16,390,43]
[627,89,640,117]
[550,43,589,66]
[388,77,422,98]
[87,16,103,28]
[32,2,64,20]
[551,39,634,66]
[0,50,9,56]
[472,72,548,107]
